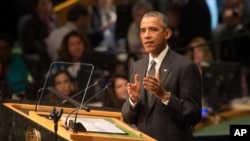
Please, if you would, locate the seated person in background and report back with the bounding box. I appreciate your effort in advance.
[127,0,154,61]
[47,4,90,62]
[213,7,250,66]
[51,31,95,102]
[103,74,128,109]
[19,0,58,81]
[52,31,89,77]
[185,37,213,74]
[0,33,29,99]
[88,0,117,49]
[184,37,214,112]
[20,0,57,55]
[165,0,211,55]
[48,70,76,104]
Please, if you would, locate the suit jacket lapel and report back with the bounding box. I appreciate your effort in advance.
[159,49,174,85]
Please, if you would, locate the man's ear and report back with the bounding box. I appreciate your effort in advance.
[165,28,172,40]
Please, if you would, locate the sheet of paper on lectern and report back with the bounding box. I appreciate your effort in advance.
[61,117,127,135]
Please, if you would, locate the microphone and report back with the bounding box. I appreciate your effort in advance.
[63,82,111,132]
[83,82,111,105]
[35,87,46,112]
[35,79,101,112]
[47,87,90,112]
[56,79,102,107]
[49,106,63,141]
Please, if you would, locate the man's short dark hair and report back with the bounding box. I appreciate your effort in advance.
[143,11,170,30]
[67,4,89,22]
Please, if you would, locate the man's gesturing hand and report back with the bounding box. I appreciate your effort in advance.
[127,74,140,103]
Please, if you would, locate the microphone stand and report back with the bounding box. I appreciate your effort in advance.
[50,107,63,141]
[73,83,111,132]
[64,108,77,127]
[63,83,111,133]
[63,108,87,133]
[73,108,86,133]
[35,88,46,112]
[45,87,89,132]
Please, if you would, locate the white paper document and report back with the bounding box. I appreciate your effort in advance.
[61,117,127,134]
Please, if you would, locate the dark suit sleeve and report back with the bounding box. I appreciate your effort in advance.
[163,63,202,126]
[121,99,139,124]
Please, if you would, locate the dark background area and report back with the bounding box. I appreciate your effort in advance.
[0,0,65,41]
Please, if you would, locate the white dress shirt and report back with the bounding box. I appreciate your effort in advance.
[129,45,171,107]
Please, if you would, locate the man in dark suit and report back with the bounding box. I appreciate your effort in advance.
[121,11,202,141]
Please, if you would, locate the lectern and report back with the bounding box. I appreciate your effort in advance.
[2,102,156,141]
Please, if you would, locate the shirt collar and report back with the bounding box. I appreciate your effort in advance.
[149,44,169,68]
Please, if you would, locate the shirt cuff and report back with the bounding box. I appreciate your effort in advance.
[162,99,170,105]
[129,97,138,109]
[161,92,171,105]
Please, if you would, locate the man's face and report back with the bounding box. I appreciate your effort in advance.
[223,8,240,29]
[140,17,171,57]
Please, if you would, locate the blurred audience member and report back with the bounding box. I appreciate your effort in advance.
[19,0,57,55]
[48,70,75,103]
[88,0,117,50]
[52,31,89,77]
[103,74,128,109]
[185,37,213,74]
[168,0,211,54]
[127,0,154,61]
[213,7,250,66]
[166,2,182,51]
[0,33,29,99]
[47,4,90,62]
[50,31,94,100]
[213,7,250,95]
[218,0,250,29]
[18,0,58,81]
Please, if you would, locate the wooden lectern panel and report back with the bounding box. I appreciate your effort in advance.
[3,103,156,141]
